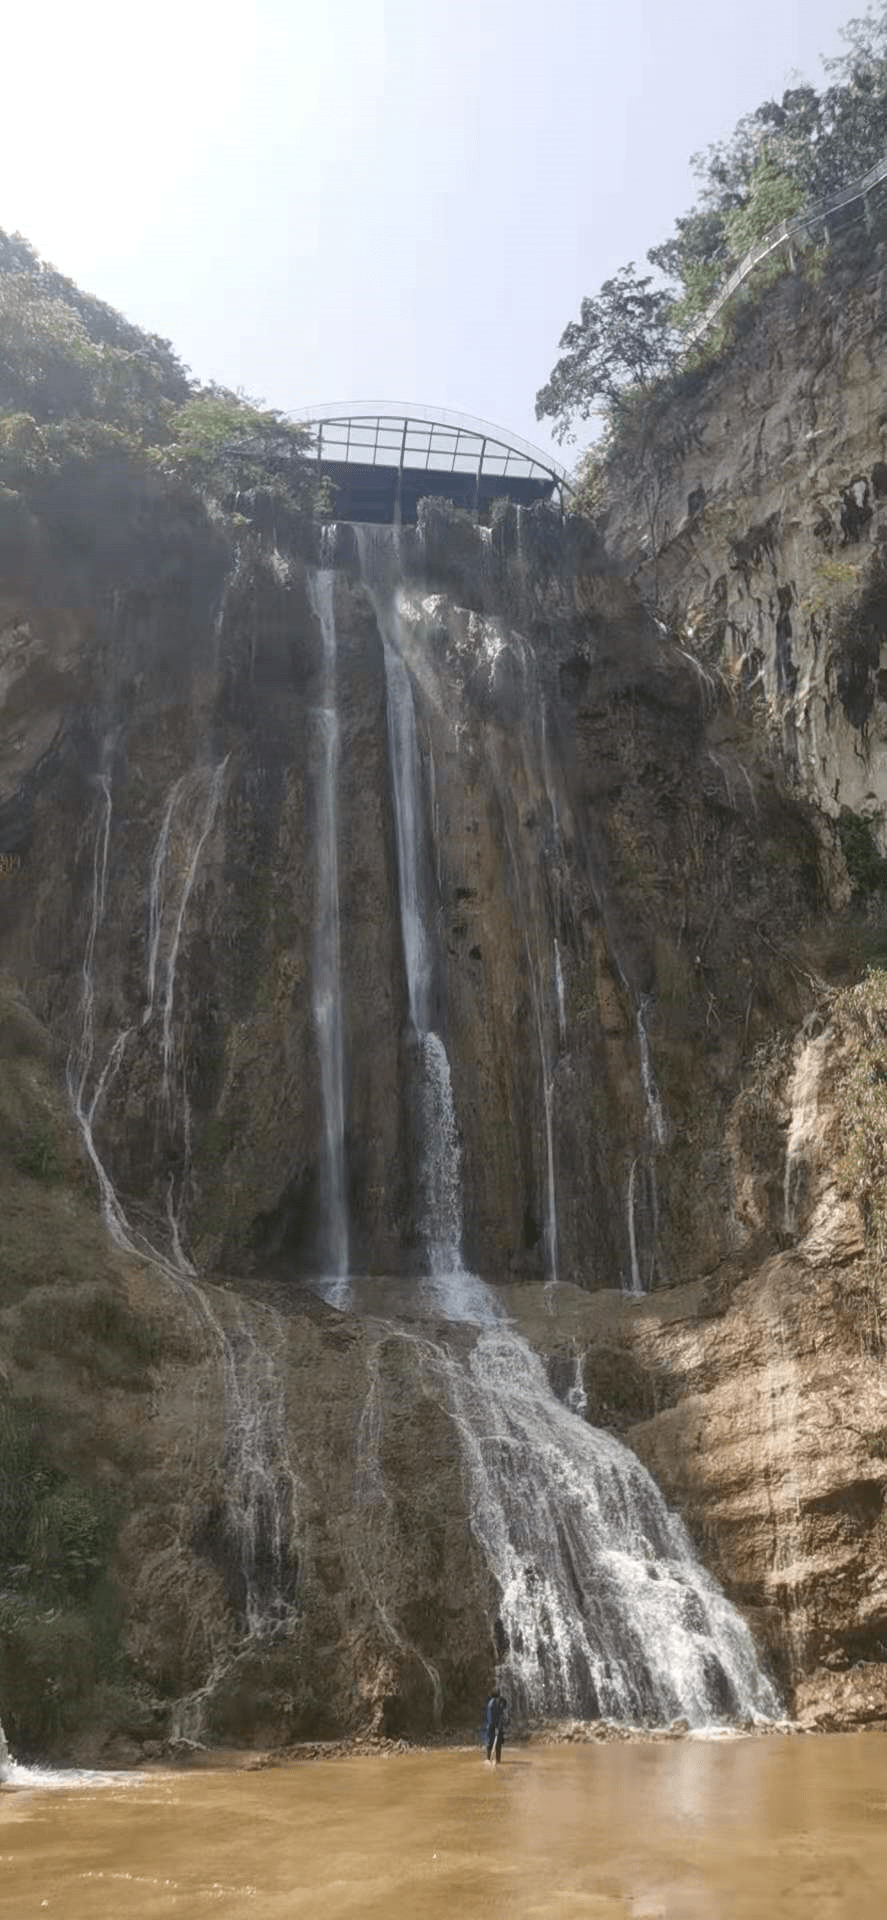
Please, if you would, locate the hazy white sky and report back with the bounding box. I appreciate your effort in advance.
[4,0,862,458]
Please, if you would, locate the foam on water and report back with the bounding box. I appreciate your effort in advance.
[2,1762,140,1791]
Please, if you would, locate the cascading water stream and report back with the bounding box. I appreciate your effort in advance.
[219,1302,300,1639]
[67,777,143,1259]
[624,997,669,1294]
[355,525,498,1328]
[307,566,349,1303]
[68,763,299,1743]
[493,745,560,1293]
[636,997,668,1152]
[426,1331,778,1725]
[159,761,229,1115]
[0,1713,9,1782]
[142,760,229,1266]
[554,938,567,1052]
[348,527,776,1728]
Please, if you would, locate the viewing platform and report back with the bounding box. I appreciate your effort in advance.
[292,402,570,524]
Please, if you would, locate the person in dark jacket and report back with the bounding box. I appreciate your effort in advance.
[484,1691,509,1763]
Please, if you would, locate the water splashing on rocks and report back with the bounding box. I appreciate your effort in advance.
[345,527,775,1728]
[427,1329,778,1725]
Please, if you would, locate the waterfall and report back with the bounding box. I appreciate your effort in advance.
[0,1714,9,1782]
[368,550,433,1033]
[565,1345,588,1417]
[144,777,180,1023]
[307,567,349,1302]
[68,765,299,1743]
[220,1302,299,1638]
[142,759,228,1266]
[67,779,143,1259]
[355,526,498,1328]
[158,760,228,1114]
[554,938,567,1051]
[496,768,560,1292]
[427,1329,777,1725]
[636,998,668,1150]
[345,527,776,1728]
[621,998,669,1294]
[627,1157,643,1296]
[69,766,228,1280]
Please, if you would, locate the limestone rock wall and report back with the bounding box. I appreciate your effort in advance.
[599,221,887,849]
[0,492,822,1299]
[0,455,880,1750]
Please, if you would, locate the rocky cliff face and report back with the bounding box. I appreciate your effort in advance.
[0,485,822,1299]
[599,220,887,854]
[0,427,884,1759]
[529,976,887,1715]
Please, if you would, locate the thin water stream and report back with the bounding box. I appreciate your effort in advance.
[65,766,299,1741]
[3,1735,887,1919]
[307,565,349,1299]
[354,524,499,1328]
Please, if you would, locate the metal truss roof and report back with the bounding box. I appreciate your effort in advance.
[291,401,570,491]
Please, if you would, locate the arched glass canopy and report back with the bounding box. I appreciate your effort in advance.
[291,401,571,524]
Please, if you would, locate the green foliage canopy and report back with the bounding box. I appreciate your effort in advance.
[535,265,677,443]
[159,388,317,514]
[537,7,887,445]
[0,227,321,530]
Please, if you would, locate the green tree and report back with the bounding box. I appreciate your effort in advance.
[723,152,805,259]
[534,264,677,442]
[160,386,317,513]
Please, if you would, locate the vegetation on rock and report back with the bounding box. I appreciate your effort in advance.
[537,6,887,447]
[0,984,169,1756]
[0,227,321,533]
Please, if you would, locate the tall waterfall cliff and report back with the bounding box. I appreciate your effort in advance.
[598,222,887,858]
[2,433,887,1761]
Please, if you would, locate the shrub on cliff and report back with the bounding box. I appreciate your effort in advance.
[156,387,321,521]
[838,810,887,897]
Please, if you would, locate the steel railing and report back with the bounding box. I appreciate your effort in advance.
[685,148,887,345]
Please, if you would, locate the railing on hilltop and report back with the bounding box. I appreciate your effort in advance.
[686,149,887,346]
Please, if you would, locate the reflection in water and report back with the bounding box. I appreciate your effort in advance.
[4,1734,887,1919]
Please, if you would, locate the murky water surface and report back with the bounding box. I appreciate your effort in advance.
[3,1734,887,1918]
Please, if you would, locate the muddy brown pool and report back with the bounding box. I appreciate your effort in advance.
[3,1733,887,1918]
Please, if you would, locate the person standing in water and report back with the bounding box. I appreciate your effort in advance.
[484,1691,509,1763]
